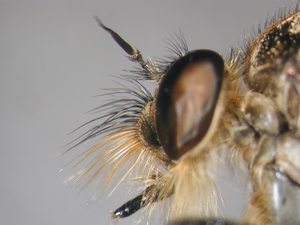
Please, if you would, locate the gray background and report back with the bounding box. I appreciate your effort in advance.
[1,1,293,224]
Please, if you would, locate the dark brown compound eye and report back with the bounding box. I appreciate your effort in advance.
[156,50,224,160]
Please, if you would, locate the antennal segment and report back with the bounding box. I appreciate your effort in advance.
[94,17,161,81]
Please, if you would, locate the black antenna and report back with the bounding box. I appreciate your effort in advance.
[95,17,160,80]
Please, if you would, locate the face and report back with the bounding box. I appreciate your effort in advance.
[67,3,300,225]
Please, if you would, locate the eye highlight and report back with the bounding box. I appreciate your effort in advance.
[156,50,224,160]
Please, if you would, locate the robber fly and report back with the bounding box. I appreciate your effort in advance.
[66,3,300,225]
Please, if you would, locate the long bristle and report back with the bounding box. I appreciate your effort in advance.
[160,157,219,221]
[67,127,165,199]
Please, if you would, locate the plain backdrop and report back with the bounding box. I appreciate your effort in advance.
[0,1,294,225]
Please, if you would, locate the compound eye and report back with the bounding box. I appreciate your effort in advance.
[156,50,224,160]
